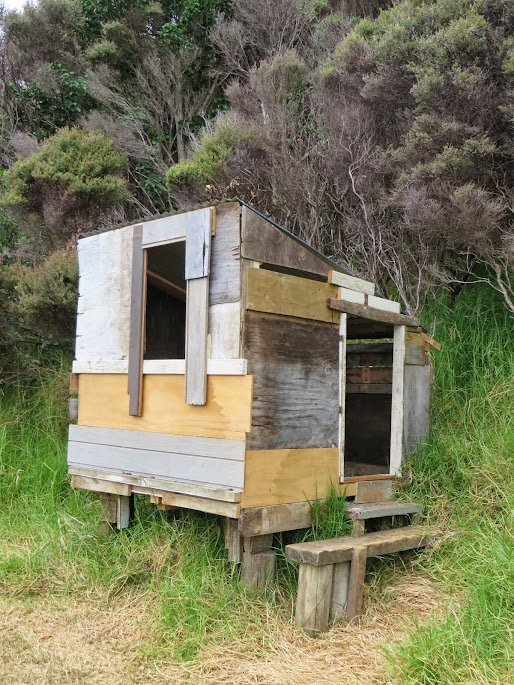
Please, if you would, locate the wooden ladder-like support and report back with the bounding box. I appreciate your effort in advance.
[285,525,431,636]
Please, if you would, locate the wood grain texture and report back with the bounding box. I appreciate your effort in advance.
[128,226,145,416]
[73,359,247,375]
[69,425,245,460]
[241,206,332,277]
[208,302,241,359]
[346,367,393,384]
[75,224,134,361]
[346,343,393,368]
[390,325,406,476]
[346,546,368,623]
[71,475,131,496]
[209,202,241,305]
[185,275,209,405]
[246,267,339,324]
[329,270,375,295]
[330,561,351,623]
[354,479,393,503]
[142,213,187,247]
[403,363,431,455]
[328,298,419,327]
[241,447,339,508]
[160,492,240,518]
[295,563,334,635]
[244,311,339,450]
[185,208,212,279]
[68,464,242,502]
[77,373,253,440]
[285,526,431,566]
[68,440,244,488]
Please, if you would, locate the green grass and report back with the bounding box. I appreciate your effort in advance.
[386,286,514,684]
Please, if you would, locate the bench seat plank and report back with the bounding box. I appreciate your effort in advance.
[285,526,430,566]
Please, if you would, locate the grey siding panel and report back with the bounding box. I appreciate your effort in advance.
[209,202,241,305]
[244,311,339,450]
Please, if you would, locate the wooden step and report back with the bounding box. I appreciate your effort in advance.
[285,525,430,567]
[347,501,421,521]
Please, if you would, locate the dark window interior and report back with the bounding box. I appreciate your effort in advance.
[344,338,393,477]
[144,241,186,360]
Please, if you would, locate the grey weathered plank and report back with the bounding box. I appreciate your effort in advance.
[68,425,245,461]
[354,479,393,503]
[346,546,367,623]
[185,208,212,279]
[285,526,430,566]
[295,563,334,635]
[328,298,419,327]
[404,363,431,454]
[347,501,421,520]
[185,275,209,405]
[241,205,331,277]
[225,517,244,563]
[329,561,351,623]
[241,534,275,589]
[142,213,187,247]
[244,311,339,450]
[67,441,244,489]
[210,202,241,305]
[390,325,406,476]
[128,226,146,416]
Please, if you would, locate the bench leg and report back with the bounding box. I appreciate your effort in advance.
[329,561,351,623]
[241,534,275,589]
[295,563,334,636]
[346,546,368,623]
[100,493,133,533]
[351,519,366,537]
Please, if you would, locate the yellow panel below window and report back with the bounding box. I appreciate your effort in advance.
[78,373,253,441]
[241,447,344,508]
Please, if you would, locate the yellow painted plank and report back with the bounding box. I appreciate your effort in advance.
[241,447,341,508]
[78,374,253,440]
[245,267,339,324]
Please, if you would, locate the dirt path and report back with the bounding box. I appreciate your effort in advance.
[0,576,440,684]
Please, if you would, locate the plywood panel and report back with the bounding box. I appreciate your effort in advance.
[75,224,134,361]
[244,311,339,450]
[241,206,332,277]
[241,447,339,508]
[210,202,241,305]
[246,267,339,324]
[78,373,253,440]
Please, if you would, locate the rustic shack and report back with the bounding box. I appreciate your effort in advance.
[68,200,437,585]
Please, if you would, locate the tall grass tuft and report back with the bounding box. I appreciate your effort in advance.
[387,286,514,684]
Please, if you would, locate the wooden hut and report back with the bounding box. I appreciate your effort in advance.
[68,200,437,582]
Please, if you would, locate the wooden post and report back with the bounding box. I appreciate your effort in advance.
[346,546,368,623]
[390,325,406,476]
[99,493,133,533]
[295,563,334,635]
[240,534,275,589]
[329,561,351,623]
[225,517,244,563]
[338,310,347,482]
[351,519,366,537]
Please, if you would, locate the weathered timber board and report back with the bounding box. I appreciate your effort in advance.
[208,302,241,359]
[328,298,419,327]
[244,311,339,450]
[347,367,393,384]
[77,373,253,440]
[347,501,421,520]
[390,325,406,476]
[246,268,339,324]
[285,526,430,566]
[403,363,431,455]
[73,359,247,375]
[240,448,339,508]
[185,208,212,279]
[210,202,241,305]
[242,206,332,277]
[128,226,146,416]
[185,275,209,405]
[329,270,375,295]
[346,343,393,368]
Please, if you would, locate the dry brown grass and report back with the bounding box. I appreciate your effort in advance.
[0,574,443,685]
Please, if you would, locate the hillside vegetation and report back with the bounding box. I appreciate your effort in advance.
[0,1,513,682]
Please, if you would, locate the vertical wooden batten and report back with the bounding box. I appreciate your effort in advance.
[128,225,146,416]
[185,208,214,405]
[338,310,347,482]
[389,325,406,475]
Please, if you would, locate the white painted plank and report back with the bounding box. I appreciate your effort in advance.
[209,302,241,359]
[390,325,406,476]
[142,213,187,247]
[72,359,248,375]
[329,270,375,295]
[185,208,212,279]
[368,295,401,314]
[68,441,245,489]
[338,312,347,483]
[185,275,209,405]
[75,225,134,361]
[68,425,245,461]
[69,465,242,502]
[338,287,365,305]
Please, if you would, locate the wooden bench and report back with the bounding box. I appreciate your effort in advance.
[285,526,431,635]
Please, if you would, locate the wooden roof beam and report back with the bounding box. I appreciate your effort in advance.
[327,298,420,327]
